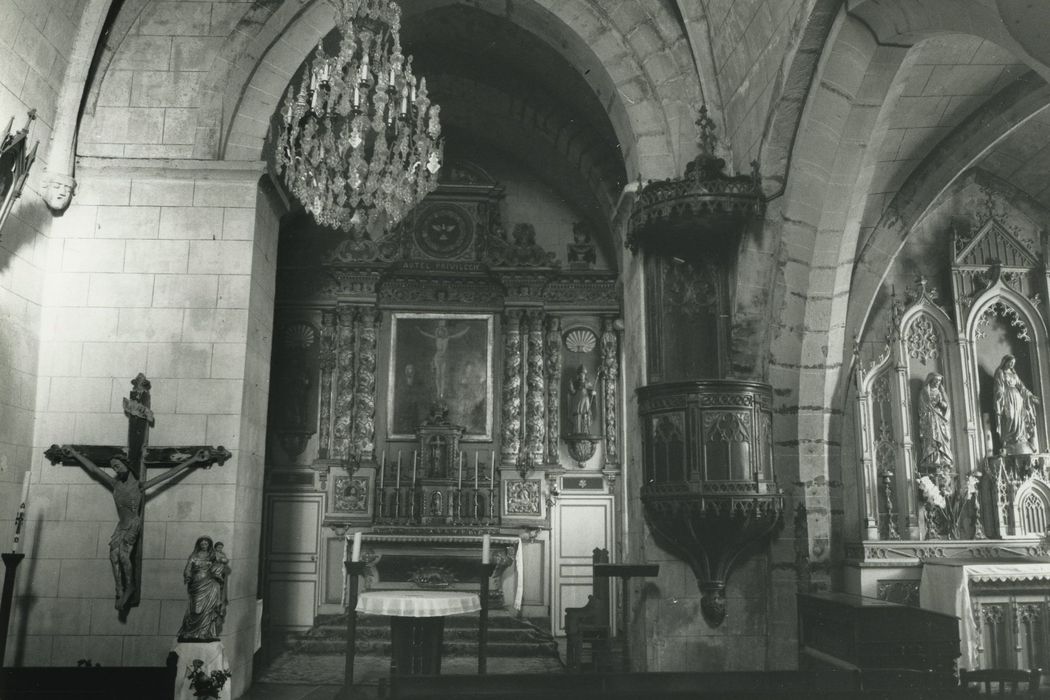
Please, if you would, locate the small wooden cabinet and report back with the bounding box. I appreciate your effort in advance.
[798,592,960,675]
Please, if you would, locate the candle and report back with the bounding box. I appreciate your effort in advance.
[458,452,463,491]
[20,471,29,505]
[351,531,362,562]
[490,450,495,483]
[412,450,418,486]
[481,534,490,564]
[379,451,386,490]
[474,451,479,490]
[396,450,402,490]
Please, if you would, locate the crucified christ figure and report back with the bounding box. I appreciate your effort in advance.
[60,446,212,610]
[417,319,469,399]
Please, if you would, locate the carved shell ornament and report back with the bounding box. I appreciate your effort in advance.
[563,328,596,353]
[281,322,317,350]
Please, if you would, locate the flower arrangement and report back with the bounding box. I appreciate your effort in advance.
[186,659,231,699]
[916,468,980,539]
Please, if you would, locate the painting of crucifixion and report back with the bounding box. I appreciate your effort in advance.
[387,313,493,440]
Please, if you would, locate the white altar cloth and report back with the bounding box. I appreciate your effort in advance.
[356,590,481,617]
[920,560,1050,669]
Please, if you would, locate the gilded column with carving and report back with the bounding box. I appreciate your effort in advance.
[525,310,546,464]
[333,306,357,460]
[600,317,620,467]
[545,316,562,464]
[318,310,337,459]
[501,310,523,464]
[351,309,379,462]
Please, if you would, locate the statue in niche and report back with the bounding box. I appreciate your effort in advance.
[177,535,231,642]
[917,372,953,474]
[994,354,1041,455]
[569,365,598,435]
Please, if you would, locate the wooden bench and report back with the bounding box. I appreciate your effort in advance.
[0,652,178,699]
[564,548,611,671]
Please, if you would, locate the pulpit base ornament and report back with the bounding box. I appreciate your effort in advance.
[642,488,784,626]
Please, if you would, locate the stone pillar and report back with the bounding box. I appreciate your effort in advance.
[545,316,562,464]
[351,310,379,462]
[25,158,280,678]
[317,310,337,459]
[524,310,546,465]
[333,306,357,460]
[600,317,621,470]
[500,310,523,465]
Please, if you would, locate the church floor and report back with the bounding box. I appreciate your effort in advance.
[244,655,569,699]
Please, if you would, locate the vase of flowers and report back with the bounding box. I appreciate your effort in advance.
[186,659,231,699]
[916,467,980,539]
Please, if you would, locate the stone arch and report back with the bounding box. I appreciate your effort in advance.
[766,2,1047,565]
[210,0,702,180]
[845,75,1050,357]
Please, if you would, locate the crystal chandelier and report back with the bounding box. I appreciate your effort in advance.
[277,0,443,232]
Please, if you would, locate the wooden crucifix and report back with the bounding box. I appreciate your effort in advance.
[44,373,231,614]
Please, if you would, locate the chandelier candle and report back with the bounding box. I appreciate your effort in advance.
[277,0,443,232]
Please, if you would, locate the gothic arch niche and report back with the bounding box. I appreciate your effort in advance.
[967,295,1044,457]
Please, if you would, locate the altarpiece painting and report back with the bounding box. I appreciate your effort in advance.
[387,313,493,440]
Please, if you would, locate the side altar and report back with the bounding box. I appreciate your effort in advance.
[846,196,1050,671]
[261,161,624,632]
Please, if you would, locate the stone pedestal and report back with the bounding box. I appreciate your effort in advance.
[172,640,232,700]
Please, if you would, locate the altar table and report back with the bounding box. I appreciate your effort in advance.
[357,590,482,675]
[920,560,1050,670]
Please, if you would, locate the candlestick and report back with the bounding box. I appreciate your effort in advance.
[481,534,490,564]
[351,531,362,562]
[12,472,29,553]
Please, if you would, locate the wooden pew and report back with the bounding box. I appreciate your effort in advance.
[564,548,611,671]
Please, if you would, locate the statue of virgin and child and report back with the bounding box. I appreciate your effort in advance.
[177,536,231,643]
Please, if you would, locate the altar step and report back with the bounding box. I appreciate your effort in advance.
[293,610,559,659]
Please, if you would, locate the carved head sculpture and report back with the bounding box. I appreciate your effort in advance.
[1000,354,1016,371]
[42,173,75,212]
[404,363,416,385]
[572,221,591,244]
[109,454,130,479]
[925,372,943,389]
[193,535,214,555]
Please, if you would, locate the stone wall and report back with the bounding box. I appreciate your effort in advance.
[0,2,88,654]
[13,159,277,681]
